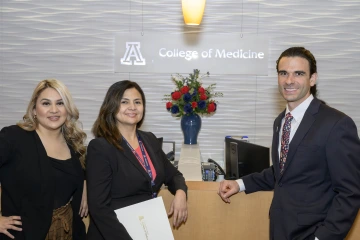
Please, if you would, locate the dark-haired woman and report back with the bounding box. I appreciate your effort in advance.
[87,80,188,240]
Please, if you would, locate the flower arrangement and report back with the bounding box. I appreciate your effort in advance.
[164,69,223,117]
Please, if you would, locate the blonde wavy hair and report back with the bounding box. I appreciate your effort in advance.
[17,79,87,167]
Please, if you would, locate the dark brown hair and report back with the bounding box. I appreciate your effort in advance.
[92,80,146,150]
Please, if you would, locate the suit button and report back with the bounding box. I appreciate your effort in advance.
[278,183,283,187]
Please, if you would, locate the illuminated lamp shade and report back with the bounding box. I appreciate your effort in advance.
[181,0,206,25]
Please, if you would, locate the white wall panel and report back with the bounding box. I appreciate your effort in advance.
[1,0,360,167]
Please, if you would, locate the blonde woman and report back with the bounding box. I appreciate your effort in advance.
[0,79,87,240]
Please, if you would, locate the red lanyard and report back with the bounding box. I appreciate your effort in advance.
[123,134,157,198]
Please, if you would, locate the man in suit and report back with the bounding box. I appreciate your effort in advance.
[218,47,360,240]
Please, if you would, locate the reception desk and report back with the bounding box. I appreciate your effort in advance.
[1,184,359,239]
[159,181,360,240]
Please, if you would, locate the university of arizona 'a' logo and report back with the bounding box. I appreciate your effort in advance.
[120,42,146,65]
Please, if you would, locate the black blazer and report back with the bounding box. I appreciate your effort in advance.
[86,130,187,240]
[242,98,360,240]
[0,125,86,240]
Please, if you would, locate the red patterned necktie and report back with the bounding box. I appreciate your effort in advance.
[279,112,293,174]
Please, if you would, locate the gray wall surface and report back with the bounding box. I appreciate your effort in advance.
[1,0,360,167]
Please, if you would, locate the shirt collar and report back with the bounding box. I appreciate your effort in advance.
[285,94,314,122]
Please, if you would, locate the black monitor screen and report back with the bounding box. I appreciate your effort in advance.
[225,137,270,179]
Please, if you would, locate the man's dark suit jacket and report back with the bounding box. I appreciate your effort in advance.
[242,98,360,240]
[0,125,86,240]
[86,130,188,240]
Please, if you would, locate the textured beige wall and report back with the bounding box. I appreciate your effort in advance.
[1,1,360,168]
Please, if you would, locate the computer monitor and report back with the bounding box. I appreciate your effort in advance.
[225,137,270,180]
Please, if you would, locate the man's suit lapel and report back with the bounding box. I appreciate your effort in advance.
[121,134,152,181]
[279,98,321,180]
[273,111,284,179]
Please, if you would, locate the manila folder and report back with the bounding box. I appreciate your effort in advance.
[114,196,174,240]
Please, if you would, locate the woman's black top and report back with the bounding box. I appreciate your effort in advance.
[0,125,86,239]
[50,156,78,209]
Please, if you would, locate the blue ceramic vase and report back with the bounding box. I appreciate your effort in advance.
[181,113,202,144]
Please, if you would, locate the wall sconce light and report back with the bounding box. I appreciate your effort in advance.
[181,0,206,25]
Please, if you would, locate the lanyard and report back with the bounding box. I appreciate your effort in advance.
[123,134,157,198]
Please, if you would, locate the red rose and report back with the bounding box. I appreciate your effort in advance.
[181,86,190,94]
[191,101,197,108]
[200,94,207,100]
[166,102,173,109]
[198,87,205,94]
[171,91,182,100]
[207,102,216,113]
